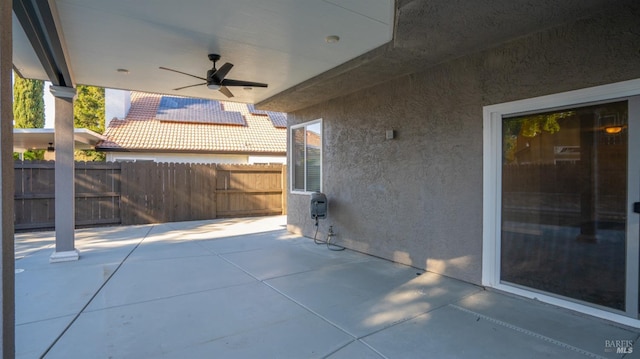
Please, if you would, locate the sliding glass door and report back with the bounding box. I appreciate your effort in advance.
[500,100,631,311]
[485,89,640,323]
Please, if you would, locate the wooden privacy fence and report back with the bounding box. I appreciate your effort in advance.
[502,163,626,225]
[14,161,287,231]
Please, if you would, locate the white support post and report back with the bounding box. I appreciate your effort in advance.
[50,85,79,263]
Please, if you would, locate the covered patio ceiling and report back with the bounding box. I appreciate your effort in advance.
[12,0,632,113]
[13,128,104,152]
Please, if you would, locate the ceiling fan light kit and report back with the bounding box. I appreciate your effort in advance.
[159,54,268,98]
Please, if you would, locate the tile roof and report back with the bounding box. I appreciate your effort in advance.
[98,92,286,154]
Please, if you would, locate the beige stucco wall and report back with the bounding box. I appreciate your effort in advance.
[287,4,640,285]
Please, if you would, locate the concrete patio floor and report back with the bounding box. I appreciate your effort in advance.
[15,215,640,358]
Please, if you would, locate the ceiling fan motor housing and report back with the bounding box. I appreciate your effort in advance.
[159,53,266,96]
[206,69,221,89]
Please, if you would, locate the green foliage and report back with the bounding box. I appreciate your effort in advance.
[75,150,106,162]
[13,150,45,161]
[502,110,574,164]
[74,85,105,133]
[13,73,45,129]
[13,73,45,159]
[502,135,518,163]
[74,85,106,161]
[504,110,574,138]
[519,112,571,138]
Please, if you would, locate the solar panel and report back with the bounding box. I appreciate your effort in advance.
[247,104,287,128]
[247,104,268,115]
[156,96,246,126]
[267,112,287,128]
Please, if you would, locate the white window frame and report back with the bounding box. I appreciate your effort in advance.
[483,78,640,328]
[290,119,322,194]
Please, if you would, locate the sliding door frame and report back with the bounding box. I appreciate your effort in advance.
[482,79,640,328]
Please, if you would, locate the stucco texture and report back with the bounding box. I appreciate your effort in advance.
[287,4,640,285]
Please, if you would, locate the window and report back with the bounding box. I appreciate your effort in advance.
[291,119,322,192]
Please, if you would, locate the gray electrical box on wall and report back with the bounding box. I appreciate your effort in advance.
[310,192,327,220]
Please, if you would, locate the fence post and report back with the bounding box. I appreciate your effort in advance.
[211,164,217,219]
[282,165,287,215]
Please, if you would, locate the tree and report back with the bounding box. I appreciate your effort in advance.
[74,85,105,133]
[74,85,106,161]
[502,110,574,164]
[13,72,45,160]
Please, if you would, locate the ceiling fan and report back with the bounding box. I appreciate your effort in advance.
[159,54,267,98]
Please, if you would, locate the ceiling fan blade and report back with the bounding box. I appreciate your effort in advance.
[159,67,207,81]
[173,82,206,91]
[213,63,234,82]
[219,86,234,98]
[221,79,268,88]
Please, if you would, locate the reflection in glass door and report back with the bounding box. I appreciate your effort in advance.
[500,101,629,311]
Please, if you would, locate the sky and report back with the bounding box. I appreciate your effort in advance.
[44,81,55,128]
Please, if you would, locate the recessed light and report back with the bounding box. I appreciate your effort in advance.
[116,68,130,74]
[325,35,340,43]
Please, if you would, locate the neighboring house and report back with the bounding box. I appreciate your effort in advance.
[97,91,287,164]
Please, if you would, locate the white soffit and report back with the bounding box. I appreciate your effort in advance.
[12,12,48,80]
[13,128,105,152]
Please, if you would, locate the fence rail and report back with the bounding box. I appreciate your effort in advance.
[14,161,286,231]
[502,163,626,225]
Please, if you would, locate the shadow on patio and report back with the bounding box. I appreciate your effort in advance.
[15,216,640,358]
